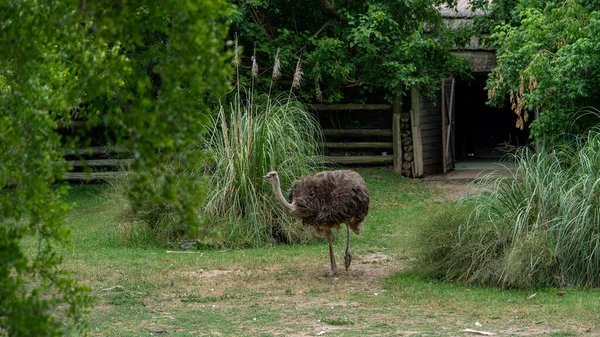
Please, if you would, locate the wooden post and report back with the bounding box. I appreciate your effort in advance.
[392,89,403,174]
[441,80,448,173]
[410,86,424,177]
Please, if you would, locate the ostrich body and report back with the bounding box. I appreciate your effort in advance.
[264,170,370,276]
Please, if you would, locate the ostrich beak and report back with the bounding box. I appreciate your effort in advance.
[263,174,269,179]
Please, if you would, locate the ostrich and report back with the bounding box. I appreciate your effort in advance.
[264,170,369,276]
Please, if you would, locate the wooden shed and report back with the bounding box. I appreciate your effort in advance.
[405,3,530,177]
[313,70,529,178]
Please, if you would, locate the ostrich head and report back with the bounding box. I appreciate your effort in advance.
[264,171,295,213]
[263,171,278,181]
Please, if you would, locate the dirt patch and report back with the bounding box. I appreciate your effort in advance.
[170,252,397,302]
[350,252,393,281]
[153,252,400,336]
[500,327,560,335]
[358,252,391,264]
[249,253,397,336]
[181,269,235,278]
[424,180,486,202]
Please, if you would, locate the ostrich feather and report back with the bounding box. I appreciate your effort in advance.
[288,170,369,232]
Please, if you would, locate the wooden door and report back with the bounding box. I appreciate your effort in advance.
[441,78,456,173]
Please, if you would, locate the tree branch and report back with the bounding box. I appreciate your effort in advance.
[319,0,343,23]
[249,4,276,46]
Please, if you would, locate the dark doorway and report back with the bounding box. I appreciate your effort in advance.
[454,74,530,160]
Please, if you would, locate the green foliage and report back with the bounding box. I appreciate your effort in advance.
[0,0,231,335]
[484,0,600,141]
[231,0,470,102]
[416,128,600,288]
[107,164,199,246]
[321,317,355,326]
[203,88,325,247]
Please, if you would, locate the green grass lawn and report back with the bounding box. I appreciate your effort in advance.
[59,168,600,336]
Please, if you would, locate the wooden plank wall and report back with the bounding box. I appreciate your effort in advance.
[410,88,424,177]
[418,92,443,176]
[315,104,395,167]
[64,146,131,181]
[58,122,131,182]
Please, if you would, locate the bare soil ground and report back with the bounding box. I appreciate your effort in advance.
[424,180,485,202]
[134,252,404,336]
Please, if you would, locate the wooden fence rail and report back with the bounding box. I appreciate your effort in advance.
[322,142,393,149]
[325,155,393,165]
[65,172,124,181]
[312,104,391,111]
[322,129,393,138]
[322,128,394,166]
[69,159,133,168]
[60,101,405,180]
[64,146,129,156]
[314,99,405,172]
[63,146,131,182]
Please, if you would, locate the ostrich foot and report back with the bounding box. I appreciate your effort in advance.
[344,251,352,271]
[328,266,337,276]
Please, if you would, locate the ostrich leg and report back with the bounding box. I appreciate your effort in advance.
[325,229,337,276]
[344,224,352,271]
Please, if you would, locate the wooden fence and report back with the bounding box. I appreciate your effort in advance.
[61,100,411,181]
[64,146,131,181]
[321,128,393,165]
[312,102,407,174]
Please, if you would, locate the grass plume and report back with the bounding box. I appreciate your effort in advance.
[291,56,303,90]
[272,48,281,82]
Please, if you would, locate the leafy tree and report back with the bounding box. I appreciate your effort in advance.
[231,0,470,103]
[478,0,600,141]
[0,1,231,335]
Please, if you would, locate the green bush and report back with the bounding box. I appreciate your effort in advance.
[485,0,600,140]
[416,129,600,288]
[107,161,199,246]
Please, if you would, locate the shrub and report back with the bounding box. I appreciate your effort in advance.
[416,128,600,288]
[107,163,196,246]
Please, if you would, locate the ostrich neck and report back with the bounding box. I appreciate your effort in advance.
[272,177,295,213]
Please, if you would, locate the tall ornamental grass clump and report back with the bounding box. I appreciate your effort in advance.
[202,46,325,247]
[417,128,600,288]
[203,91,324,247]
